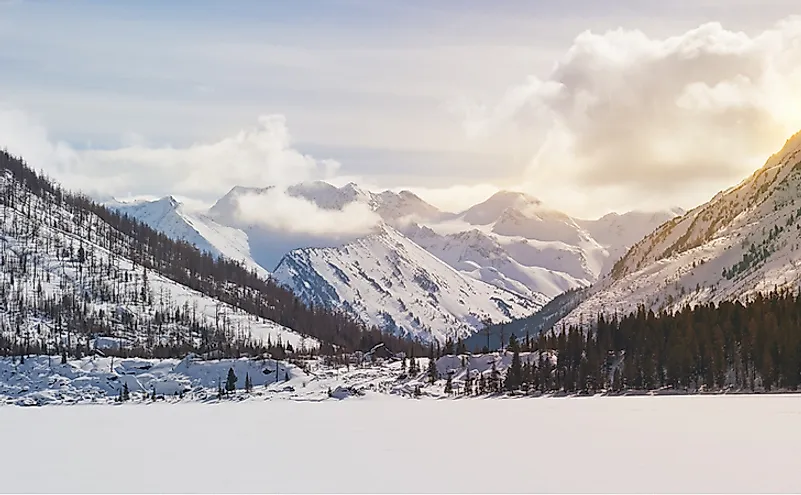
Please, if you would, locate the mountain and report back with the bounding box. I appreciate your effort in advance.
[110,196,267,278]
[0,150,420,358]
[557,130,801,328]
[460,191,543,226]
[111,180,679,344]
[273,224,544,343]
[402,191,679,300]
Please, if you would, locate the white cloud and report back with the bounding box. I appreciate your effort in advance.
[0,107,81,179]
[463,17,801,215]
[0,110,340,202]
[0,107,381,238]
[233,189,381,237]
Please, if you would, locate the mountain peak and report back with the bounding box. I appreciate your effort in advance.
[338,182,367,198]
[156,195,180,209]
[461,190,544,225]
[490,190,542,204]
[220,185,273,199]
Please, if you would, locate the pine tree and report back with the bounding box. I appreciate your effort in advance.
[245,373,252,392]
[122,382,130,401]
[444,372,453,395]
[284,371,290,382]
[504,335,523,391]
[225,367,238,393]
[427,355,438,384]
[61,349,67,365]
[443,338,454,356]
[612,368,622,393]
[490,362,501,393]
[464,370,473,396]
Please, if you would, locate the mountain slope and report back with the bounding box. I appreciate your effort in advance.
[109,196,267,277]
[273,225,545,342]
[558,130,801,328]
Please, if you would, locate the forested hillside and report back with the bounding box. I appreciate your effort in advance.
[491,290,801,394]
[0,150,421,358]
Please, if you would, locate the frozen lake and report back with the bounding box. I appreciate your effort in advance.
[2,395,800,493]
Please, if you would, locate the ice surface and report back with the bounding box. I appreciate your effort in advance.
[2,395,800,493]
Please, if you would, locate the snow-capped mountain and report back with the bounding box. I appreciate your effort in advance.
[110,180,679,343]
[557,130,801,329]
[110,195,267,277]
[402,191,680,300]
[273,224,544,342]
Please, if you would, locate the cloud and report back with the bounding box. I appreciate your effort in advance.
[0,107,379,238]
[0,110,340,202]
[232,188,382,237]
[0,107,82,178]
[463,17,801,213]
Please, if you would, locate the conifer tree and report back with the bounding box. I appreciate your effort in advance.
[427,355,438,384]
[490,362,501,393]
[504,335,523,391]
[464,370,473,396]
[444,372,453,395]
[225,367,238,393]
[443,338,454,356]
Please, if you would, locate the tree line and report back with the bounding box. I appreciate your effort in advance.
[443,289,801,395]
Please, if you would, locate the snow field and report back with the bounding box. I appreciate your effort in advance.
[2,395,800,493]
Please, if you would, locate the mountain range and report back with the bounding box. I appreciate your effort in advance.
[109,181,680,342]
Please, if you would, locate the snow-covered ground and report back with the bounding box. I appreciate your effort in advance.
[2,395,800,493]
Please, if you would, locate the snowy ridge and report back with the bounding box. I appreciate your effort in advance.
[558,129,801,328]
[109,196,267,278]
[273,224,544,342]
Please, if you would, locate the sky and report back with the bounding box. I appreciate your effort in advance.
[2,0,801,218]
